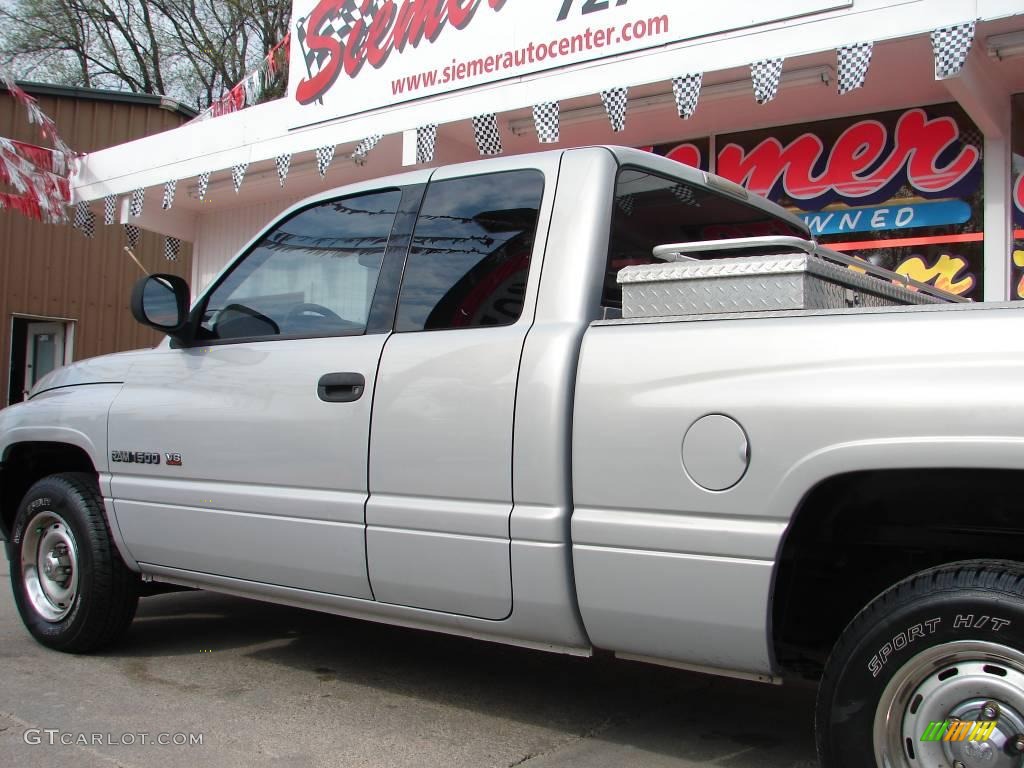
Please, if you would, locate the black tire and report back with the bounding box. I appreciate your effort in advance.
[816,560,1024,768]
[9,472,139,652]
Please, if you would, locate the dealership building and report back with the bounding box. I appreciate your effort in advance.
[71,0,1024,303]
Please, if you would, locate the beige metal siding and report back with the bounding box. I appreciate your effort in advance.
[0,91,192,406]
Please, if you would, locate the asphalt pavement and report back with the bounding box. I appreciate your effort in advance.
[0,570,820,767]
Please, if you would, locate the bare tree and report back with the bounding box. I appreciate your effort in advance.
[0,0,290,109]
[151,0,289,106]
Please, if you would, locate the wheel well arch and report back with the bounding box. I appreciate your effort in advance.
[771,467,1024,681]
[0,442,97,540]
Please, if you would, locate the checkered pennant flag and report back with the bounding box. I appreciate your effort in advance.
[670,183,700,207]
[316,145,336,177]
[601,87,629,132]
[671,73,702,119]
[104,195,117,225]
[533,102,560,143]
[352,134,382,166]
[276,154,292,187]
[231,162,249,193]
[416,124,437,164]
[73,201,96,238]
[472,114,502,156]
[162,179,177,210]
[616,193,635,216]
[837,42,873,94]
[196,171,211,201]
[129,187,145,217]
[750,58,785,104]
[959,123,983,152]
[123,223,141,249]
[164,236,182,262]
[931,21,976,80]
[296,1,377,86]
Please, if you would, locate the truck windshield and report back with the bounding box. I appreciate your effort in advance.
[602,168,807,309]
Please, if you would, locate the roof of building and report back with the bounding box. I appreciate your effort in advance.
[0,81,198,120]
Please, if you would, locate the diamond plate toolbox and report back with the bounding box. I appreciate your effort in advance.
[618,253,942,319]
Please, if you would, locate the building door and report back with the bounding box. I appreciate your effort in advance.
[8,318,73,405]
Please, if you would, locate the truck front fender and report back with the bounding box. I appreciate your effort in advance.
[0,384,122,473]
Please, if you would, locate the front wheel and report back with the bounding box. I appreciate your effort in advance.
[817,560,1024,768]
[9,473,139,652]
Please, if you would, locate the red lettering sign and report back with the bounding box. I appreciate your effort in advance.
[716,109,979,205]
[1015,172,1023,216]
[640,143,703,169]
[664,143,701,169]
[296,0,506,104]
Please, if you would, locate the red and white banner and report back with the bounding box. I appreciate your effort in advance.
[1,75,74,222]
[288,0,850,125]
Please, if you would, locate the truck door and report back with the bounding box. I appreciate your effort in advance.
[108,184,421,597]
[366,161,552,620]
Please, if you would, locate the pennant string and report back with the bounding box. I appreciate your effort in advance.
[194,32,291,122]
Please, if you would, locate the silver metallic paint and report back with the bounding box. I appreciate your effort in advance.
[119,502,370,595]
[573,302,1024,672]
[107,333,390,598]
[141,536,593,652]
[366,152,563,620]
[0,383,120,472]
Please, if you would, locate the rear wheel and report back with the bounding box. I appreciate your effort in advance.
[816,560,1024,768]
[9,473,139,652]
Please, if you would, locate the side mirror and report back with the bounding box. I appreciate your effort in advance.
[130,274,191,342]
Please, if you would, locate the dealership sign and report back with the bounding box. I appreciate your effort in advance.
[716,109,980,208]
[654,104,985,299]
[288,0,850,125]
[800,200,971,236]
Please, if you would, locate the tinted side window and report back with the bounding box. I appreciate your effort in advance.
[395,170,544,332]
[199,189,401,341]
[604,169,806,308]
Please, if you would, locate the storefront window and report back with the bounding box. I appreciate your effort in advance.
[652,104,985,300]
[1011,94,1024,299]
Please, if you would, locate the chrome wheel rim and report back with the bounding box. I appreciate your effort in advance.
[874,640,1024,768]
[20,511,79,622]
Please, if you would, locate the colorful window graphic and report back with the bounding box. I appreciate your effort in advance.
[650,104,985,300]
[1011,93,1024,299]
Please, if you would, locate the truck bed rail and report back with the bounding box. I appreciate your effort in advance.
[651,236,968,304]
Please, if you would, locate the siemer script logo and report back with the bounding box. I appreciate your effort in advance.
[295,0,508,104]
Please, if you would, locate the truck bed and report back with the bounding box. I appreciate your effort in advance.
[570,299,1024,675]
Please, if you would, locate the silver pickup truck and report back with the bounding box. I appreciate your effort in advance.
[3,146,1024,768]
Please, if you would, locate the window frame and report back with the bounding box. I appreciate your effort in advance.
[602,164,810,309]
[393,168,547,334]
[175,186,406,348]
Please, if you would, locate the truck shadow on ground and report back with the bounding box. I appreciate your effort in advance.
[120,588,819,767]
